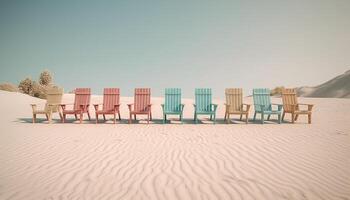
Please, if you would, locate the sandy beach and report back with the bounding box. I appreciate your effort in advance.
[0,90,349,200]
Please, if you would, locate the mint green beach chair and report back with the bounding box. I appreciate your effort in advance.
[193,88,218,124]
[253,88,282,124]
[161,88,184,124]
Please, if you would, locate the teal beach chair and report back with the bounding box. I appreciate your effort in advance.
[193,88,218,124]
[161,88,184,124]
[253,88,282,124]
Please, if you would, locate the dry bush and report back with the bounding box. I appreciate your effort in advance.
[31,81,47,99]
[18,77,34,94]
[0,82,19,92]
[39,70,52,86]
[271,86,285,96]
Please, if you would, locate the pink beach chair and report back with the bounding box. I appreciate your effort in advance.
[94,88,121,123]
[128,88,152,124]
[60,88,91,123]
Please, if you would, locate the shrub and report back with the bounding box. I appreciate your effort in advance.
[0,82,19,92]
[32,81,47,99]
[18,78,34,94]
[271,86,285,96]
[39,70,52,86]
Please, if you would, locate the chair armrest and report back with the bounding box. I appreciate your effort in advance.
[298,103,314,111]
[31,104,37,112]
[243,103,251,112]
[93,104,100,111]
[211,104,218,111]
[271,103,283,111]
[127,104,133,110]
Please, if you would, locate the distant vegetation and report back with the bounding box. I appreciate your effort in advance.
[0,70,61,99]
[270,86,285,96]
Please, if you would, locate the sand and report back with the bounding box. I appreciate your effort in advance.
[0,90,349,200]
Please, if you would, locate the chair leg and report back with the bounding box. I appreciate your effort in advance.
[163,114,166,124]
[134,114,136,120]
[48,112,52,123]
[150,112,152,120]
[180,114,183,124]
[210,115,212,120]
[80,112,83,123]
[74,114,78,120]
[129,114,132,124]
[226,114,230,124]
[239,114,242,121]
[194,113,198,124]
[62,114,66,123]
[245,114,249,124]
[278,114,281,124]
[147,114,150,124]
[96,114,98,124]
[295,114,299,121]
[45,114,49,120]
[308,114,311,124]
[267,114,271,121]
[103,114,106,121]
[213,114,216,124]
[32,114,36,123]
[292,113,295,123]
[118,112,121,120]
[261,113,264,124]
[253,112,257,121]
[87,112,91,120]
[224,112,227,120]
[282,112,285,121]
[113,113,116,124]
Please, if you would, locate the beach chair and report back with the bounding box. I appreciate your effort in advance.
[61,88,91,123]
[224,88,250,124]
[253,88,282,124]
[161,88,184,124]
[282,88,313,124]
[94,88,121,124]
[128,88,152,124]
[31,87,63,123]
[193,88,218,124]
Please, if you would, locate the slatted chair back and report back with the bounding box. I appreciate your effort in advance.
[134,88,151,112]
[195,88,212,112]
[164,88,181,112]
[253,88,271,112]
[225,88,243,112]
[45,87,63,112]
[73,88,91,112]
[103,88,120,112]
[282,88,298,112]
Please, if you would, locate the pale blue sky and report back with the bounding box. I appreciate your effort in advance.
[0,0,349,98]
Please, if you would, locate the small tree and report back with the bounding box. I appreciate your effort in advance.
[32,81,47,99]
[39,70,52,86]
[18,78,34,94]
[270,86,285,96]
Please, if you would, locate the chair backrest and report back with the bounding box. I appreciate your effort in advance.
[73,88,91,111]
[164,88,181,112]
[253,88,271,112]
[282,88,298,112]
[134,88,151,112]
[195,88,212,112]
[102,88,120,111]
[45,87,63,112]
[225,88,243,112]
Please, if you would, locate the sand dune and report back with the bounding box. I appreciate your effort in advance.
[0,90,349,200]
[298,69,350,98]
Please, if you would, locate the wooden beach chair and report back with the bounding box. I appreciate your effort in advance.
[61,88,91,123]
[193,88,218,124]
[31,87,63,123]
[94,88,121,123]
[282,88,313,123]
[128,88,152,124]
[224,88,250,124]
[161,88,184,124]
[253,88,282,124]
